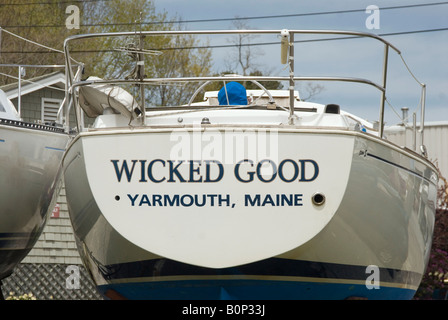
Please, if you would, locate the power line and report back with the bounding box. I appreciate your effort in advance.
[1,27,447,54]
[169,1,448,25]
[2,1,448,29]
[1,27,63,54]
[1,0,112,6]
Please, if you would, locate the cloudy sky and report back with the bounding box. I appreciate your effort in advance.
[154,0,447,125]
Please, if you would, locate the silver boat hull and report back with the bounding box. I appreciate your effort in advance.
[0,122,69,280]
[63,127,437,299]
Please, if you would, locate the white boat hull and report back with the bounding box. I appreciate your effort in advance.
[63,127,437,299]
[0,121,69,280]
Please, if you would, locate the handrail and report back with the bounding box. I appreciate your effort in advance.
[69,75,385,93]
[187,76,277,107]
[63,29,401,53]
[63,29,426,151]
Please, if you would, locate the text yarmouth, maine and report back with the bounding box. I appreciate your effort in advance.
[111,158,319,208]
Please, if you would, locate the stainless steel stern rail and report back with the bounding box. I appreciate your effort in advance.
[63,29,426,151]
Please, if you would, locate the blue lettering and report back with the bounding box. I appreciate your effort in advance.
[111,159,138,182]
[167,160,186,183]
[112,159,318,184]
[278,159,299,182]
[196,195,206,207]
[294,194,303,206]
[165,194,179,206]
[279,194,292,206]
[152,194,162,206]
[244,193,303,206]
[299,159,319,182]
[261,194,274,206]
[245,194,260,206]
[139,160,147,182]
[180,194,194,206]
[127,193,139,206]
[188,160,202,182]
[256,159,277,183]
[148,159,166,183]
[219,194,231,206]
[235,159,255,183]
[207,194,217,206]
[126,193,302,207]
[204,160,224,182]
[139,194,151,206]
[126,193,234,207]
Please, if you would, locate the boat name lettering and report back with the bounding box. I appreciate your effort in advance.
[111,159,319,183]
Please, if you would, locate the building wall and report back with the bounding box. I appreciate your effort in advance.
[11,87,65,123]
[386,122,448,181]
[421,123,448,181]
[22,181,82,265]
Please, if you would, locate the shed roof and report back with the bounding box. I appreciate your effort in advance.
[0,71,65,100]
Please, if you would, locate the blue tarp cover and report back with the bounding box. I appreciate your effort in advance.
[218,82,247,105]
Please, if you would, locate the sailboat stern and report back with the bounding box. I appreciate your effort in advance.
[64,128,355,269]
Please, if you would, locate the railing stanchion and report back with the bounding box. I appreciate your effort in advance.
[288,32,295,124]
[379,44,389,138]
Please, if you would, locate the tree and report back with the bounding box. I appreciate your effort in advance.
[66,0,213,106]
[145,34,212,106]
[222,19,323,102]
[299,82,325,101]
[224,19,263,77]
[244,70,283,90]
[0,0,70,83]
[0,0,213,107]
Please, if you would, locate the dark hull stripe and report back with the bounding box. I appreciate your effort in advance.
[98,279,416,300]
[98,257,422,287]
[366,152,433,183]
